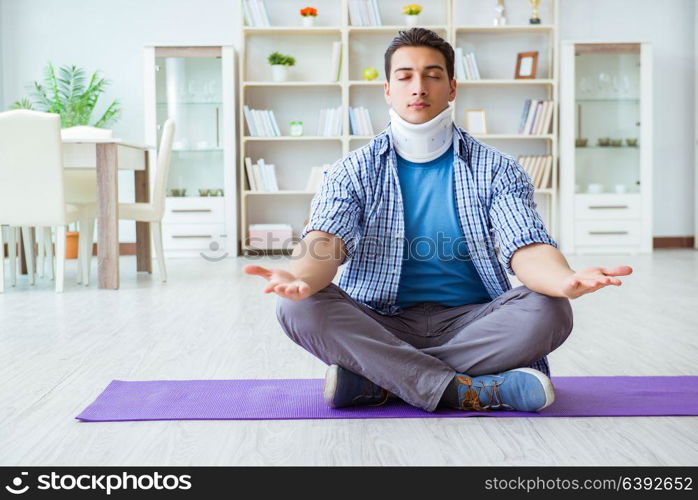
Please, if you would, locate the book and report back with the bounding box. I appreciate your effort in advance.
[269,110,281,136]
[464,53,473,80]
[540,156,552,189]
[348,107,357,135]
[258,0,271,26]
[518,100,531,134]
[361,107,373,135]
[330,41,342,82]
[266,163,279,191]
[454,48,466,81]
[532,156,545,187]
[533,101,547,135]
[243,105,258,136]
[244,157,258,190]
[305,164,331,192]
[348,0,362,26]
[523,100,539,135]
[540,100,554,135]
[370,0,382,25]
[242,0,254,26]
[256,158,269,191]
[468,53,481,79]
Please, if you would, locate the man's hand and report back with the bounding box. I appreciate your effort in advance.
[243,264,313,301]
[561,265,633,299]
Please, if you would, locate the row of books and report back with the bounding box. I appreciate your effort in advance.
[244,157,331,192]
[330,42,343,82]
[349,106,374,136]
[243,105,281,137]
[317,106,344,136]
[244,157,279,191]
[242,0,271,27]
[455,48,481,80]
[518,155,553,189]
[348,0,383,26]
[518,99,554,135]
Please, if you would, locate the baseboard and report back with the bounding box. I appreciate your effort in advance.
[653,236,695,248]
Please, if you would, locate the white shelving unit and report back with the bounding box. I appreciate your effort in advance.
[239,0,560,254]
[144,44,238,258]
[559,41,653,254]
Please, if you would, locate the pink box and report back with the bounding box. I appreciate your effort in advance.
[248,224,293,249]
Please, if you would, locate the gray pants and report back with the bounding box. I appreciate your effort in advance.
[276,282,573,412]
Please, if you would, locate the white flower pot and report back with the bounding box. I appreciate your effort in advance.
[302,16,315,27]
[405,14,419,26]
[271,64,289,82]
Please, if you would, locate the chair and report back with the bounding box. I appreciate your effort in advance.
[112,119,175,282]
[0,110,95,293]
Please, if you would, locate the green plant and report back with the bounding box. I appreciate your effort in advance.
[10,62,121,128]
[267,52,296,66]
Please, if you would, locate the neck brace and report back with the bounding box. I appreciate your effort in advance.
[389,102,454,163]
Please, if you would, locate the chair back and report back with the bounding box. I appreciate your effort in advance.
[152,119,175,218]
[61,126,113,204]
[0,110,67,226]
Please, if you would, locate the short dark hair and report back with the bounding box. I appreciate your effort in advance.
[384,28,455,82]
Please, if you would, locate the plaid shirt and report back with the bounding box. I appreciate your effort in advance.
[301,123,558,376]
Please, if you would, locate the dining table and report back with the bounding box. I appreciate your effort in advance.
[14,137,155,289]
[61,138,154,289]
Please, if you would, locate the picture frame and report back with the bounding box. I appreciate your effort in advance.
[515,51,539,79]
[464,109,487,134]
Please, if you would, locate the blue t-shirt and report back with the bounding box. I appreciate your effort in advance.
[395,145,491,308]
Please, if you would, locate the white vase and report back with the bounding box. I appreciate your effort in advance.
[405,14,419,26]
[271,65,289,82]
[302,16,315,27]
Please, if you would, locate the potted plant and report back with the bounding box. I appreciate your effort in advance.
[300,6,318,27]
[268,52,296,82]
[402,4,422,26]
[11,62,121,128]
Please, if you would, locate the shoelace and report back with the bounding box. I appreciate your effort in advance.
[352,379,393,407]
[456,374,511,411]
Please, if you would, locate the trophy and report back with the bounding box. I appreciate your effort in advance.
[529,0,541,24]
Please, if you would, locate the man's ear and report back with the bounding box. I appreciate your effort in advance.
[384,81,391,105]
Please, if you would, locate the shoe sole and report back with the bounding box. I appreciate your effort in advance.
[509,367,555,410]
[323,364,339,408]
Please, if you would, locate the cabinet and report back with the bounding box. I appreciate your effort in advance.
[144,44,238,258]
[560,42,653,254]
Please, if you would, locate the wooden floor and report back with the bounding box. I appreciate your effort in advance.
[1,249,696,466]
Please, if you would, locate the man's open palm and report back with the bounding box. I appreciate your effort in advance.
[243,265,313,301]
[561,265,633,299]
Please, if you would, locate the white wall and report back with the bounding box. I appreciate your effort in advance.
[0,0,694,239]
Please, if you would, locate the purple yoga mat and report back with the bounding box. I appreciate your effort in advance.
[75,376,698,422]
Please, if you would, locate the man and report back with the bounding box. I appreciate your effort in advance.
[245,28,632,413]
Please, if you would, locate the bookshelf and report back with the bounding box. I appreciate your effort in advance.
[238,0,560,254]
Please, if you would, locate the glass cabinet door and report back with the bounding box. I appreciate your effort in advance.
[155,48,223,198]
[574,43,641,195]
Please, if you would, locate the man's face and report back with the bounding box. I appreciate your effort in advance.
[384,46,457,124]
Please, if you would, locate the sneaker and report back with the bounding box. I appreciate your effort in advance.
[323,364,397,408]
[453,367,555,412]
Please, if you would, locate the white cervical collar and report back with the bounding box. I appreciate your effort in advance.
[389,102,454,163]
